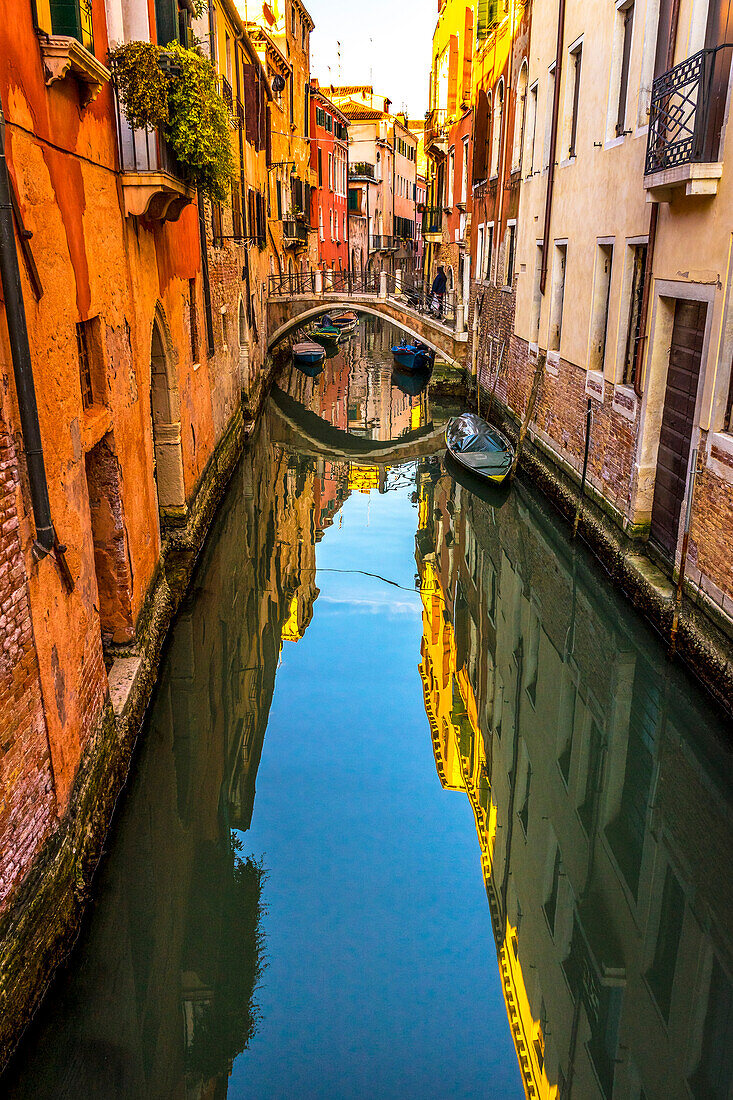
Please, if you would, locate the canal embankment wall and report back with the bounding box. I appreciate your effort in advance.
[463,360,733,718]
[0,366,276,1073]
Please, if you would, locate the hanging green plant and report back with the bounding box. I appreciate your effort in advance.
[164,41,235,203]
[109,41,169,131]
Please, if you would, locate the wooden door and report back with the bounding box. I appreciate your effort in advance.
[650,299,706,556]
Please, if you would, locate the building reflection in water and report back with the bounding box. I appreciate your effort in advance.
[4,416,355,1100]
[415,457,732,1100]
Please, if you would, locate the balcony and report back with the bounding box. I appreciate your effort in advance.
[424,108,448,154]
[349,162,375,180]
[282,215,310,247]
[644,46,731,200]
[422,206,443,242]
[369,235,397,251]
[221,75,233,112]
[113,85,195,221]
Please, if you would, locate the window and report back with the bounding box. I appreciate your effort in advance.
[318,207,324,240]
[329,209,333,239]
[578,718,603,833]
[447,147,455,206]
[549,242,567,352]
[491,79,504,176]
[76,319,95,409]
[647,865,684,1021]
[485,223,494,281]
[291,1,296,35]
[518,753,531,836]
[328,152,333,190]
[220,308,227,349]
[513,62,528,170]
[589,241,614,371]
[461,135,469,203]
[505,222,517,287]
[568,42,582,156]
[690,957,733,1100]
[476,223,485,281]
[724,360,733,433]
[238,299,246,346]
[526,81,538,173]
[530,243,543,343]
[616,2,635,136]
[543,847,562,938]
[317,148,322,187]
[543,66,556,169]
[316,105,325,128]
[622,243,647,385]
[50,0,94,53]
[325,113,333,134]
[188,279,199,363]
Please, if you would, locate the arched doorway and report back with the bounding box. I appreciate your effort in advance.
[150,314,187,524]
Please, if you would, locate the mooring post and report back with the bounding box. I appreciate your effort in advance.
[572,398,593,539]
[670,447,699,658]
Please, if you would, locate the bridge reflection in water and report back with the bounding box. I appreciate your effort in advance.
[5,316,731,1100]
[415,457,732,1100]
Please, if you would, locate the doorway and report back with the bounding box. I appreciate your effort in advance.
[649,298,706,556]
[84,433,134,644]
[150,316,186,523]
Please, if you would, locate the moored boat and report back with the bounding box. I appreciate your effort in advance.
[292,340,326,375]
[391,339,432,371]
[445,412,514,485]
[310,321,341,347]
[328,310,358,334]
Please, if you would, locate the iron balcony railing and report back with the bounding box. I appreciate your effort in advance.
[282,216,310,245]
[112,80,187,181]
[645,45,732,175]
[422,207,442,234]
[370,234,396,251]
[349,162,375,179]
[221,75,233,111]
[425,108,448,148]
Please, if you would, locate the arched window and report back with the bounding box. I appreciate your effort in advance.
[238,299,246,346]
[512,63,528,171]
[491,79,504,177]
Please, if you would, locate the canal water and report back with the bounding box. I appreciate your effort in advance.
[5,316,732,1100]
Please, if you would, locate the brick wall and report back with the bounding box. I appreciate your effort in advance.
[0,417,56,910]
[687,436,733,612]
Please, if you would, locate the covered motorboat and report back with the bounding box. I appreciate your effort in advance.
[445,412,514,485]
[328,310,358,334]
[310,320,341,347]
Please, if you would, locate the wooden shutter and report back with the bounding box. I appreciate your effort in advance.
[243,65,257,145]
[473,90,489,181]
[447,36,459,116]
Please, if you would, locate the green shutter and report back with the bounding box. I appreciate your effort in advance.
[476,0,500,40]
[50,0,94,52]
[154,0,178,46]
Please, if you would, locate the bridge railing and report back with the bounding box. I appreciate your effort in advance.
[267,270,459,331]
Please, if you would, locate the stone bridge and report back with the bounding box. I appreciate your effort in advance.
[266,287,469,369]
[269,386,446,466]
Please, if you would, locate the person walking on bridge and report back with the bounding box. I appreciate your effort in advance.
[431,265,447,318]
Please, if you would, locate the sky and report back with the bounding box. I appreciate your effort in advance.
[306,0,435,118]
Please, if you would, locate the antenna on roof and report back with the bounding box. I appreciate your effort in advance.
[337,40,341,84]
[369,38,373,86]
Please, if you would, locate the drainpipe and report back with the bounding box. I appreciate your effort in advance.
[633,4,680,397]
[0,92,57,561]
[539,0,566,294]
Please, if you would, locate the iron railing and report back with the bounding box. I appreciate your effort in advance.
[266,270,457,329]
[646,45,732,174]
[422,207,443,234]
[112,80,187,180]
[424,108,448,148]
[370,234,396,251]
[221,75,233,111]
[282,216,310,245]
[349,162,375,179]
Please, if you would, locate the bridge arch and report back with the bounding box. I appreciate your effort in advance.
[266,298,465,368]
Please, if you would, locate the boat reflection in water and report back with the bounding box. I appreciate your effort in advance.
[415,457,732,1100]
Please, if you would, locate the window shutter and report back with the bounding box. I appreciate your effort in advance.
[265,102,272,165]
[243,65,257,145]
[473,90,489,181]
[476,0,500,41]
